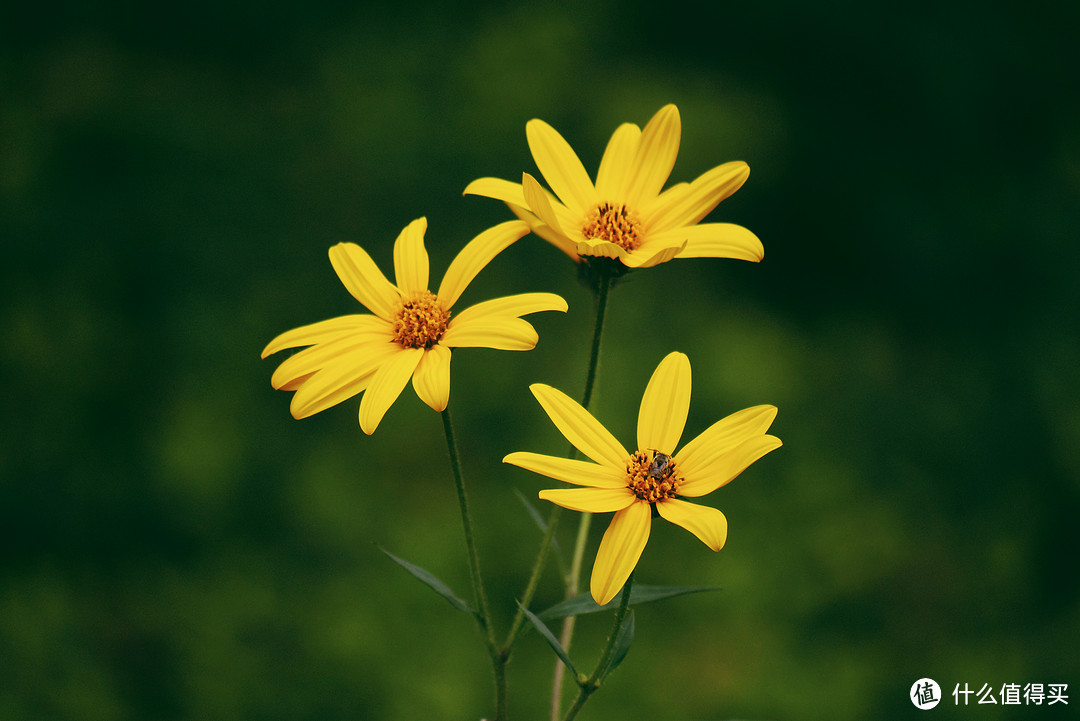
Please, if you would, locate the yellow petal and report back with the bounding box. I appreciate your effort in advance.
[529,384,629,469]
[675,405,778,472]
[624,104,681,206]
[504,452,628,488]
[595,122,641,200]
[411,344,451,412]
[441,316,538,350]
[526,118,598,216]
[463,177,529,208]
[358,347,424,434]
[523,172,569,237]
[261,314,387,358]
[637,352,691,454]
[650,223,763,262]
[591,501,651,605]
[657,498,727,551]
[449,292,568,326]
[644,160,749,234]
[393,217,430,295]
[436,220,530,309]
[287,342,400,419]
[618,237,687,268]
[270,331,393,390]
[676,434,782,497]
[539,487,636,513]
[328,243,401,321]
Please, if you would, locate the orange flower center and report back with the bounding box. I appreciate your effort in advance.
[582,202,643,252]
[626,449,681,503]
[392,291,450,350]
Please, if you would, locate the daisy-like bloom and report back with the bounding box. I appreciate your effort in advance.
[505,352,780,605]
[262,217,567,434]
[463,104,763,269]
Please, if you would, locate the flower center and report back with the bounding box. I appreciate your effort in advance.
[581,202,643,252]
[626,449,682,503]
[392,291,450,350]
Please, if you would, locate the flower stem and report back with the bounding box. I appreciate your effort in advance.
[441,407,506,720]
[560,573,635,721]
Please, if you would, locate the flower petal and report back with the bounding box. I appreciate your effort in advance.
[270,330,393,390]
[522,172,570,237]
[645,160,749,234]
[261,314,387,358]
[436,220,530,309]
[675,405,778,473]
[358,347,425,434]
[539,487,636,513]
[657,498,728,551]
[624,104,681,206]
[650,223,763,262]
[449,292,568,325]
[328,243,401,321]
[526,118,598,216]
[463,177,529,209]
[411,344,451,412]
[637,352,692,454]
[591,501,651,605]
[441,316,538,350]
[595,122,641,200]
[287,342,400,419]
[676,434,782,497]
[393,217,430,296]
[529,383,630,469]
[504,452,628,488]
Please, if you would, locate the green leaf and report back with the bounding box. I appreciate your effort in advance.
[513,488,564,562]
[538,584,720,620]
[599,608,635,680]
[379,547,475,615]
[518,602,579,679]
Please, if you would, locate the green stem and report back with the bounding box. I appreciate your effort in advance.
[441,408,506,720]
[560,573,635,721]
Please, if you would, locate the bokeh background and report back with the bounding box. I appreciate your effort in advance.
[3,1,1078,720]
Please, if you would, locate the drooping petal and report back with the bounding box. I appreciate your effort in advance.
[270,329,394,390]
[261,314,388,358]
[436,220,530,309]
[441,316,538,350]
[591,501,651,605]
[358,347,425,434]
[393,217,430,295]
[526,118,598,216]
[637,352,692,454]
[504,452,628,488]
[463,177,530,209]
[529,384,630,469]
[287,342,400,419]
[522,172,569,238]
[448,292,567,325]
[651,223,764,262]
[624,104,681,207]
[644,160,749,234]
[676,435,782,497]
[576,236,686,269]
[595,122,641,200]
[657,498,728,551]
[675,405,778,472]
[328,243,401,321]
[538,487,636,513]
[411,344,451,412]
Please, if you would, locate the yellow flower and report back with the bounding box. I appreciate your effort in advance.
[464,104,763,268]
[505,352,780,605]
[262,217,567,434]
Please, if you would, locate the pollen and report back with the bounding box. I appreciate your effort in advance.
[582,202,643,252]
[392,290,450,350]
[626,449,681,503]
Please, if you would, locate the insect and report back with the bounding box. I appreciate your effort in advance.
[647,451,674,479]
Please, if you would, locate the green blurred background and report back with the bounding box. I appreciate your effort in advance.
[3,1,1078,719]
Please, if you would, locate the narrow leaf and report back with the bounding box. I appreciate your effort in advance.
[599,608,635,680]
[380,547,475,614]
[518,602,579,679]
[513,488,563,558]
[538,584,720,620]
